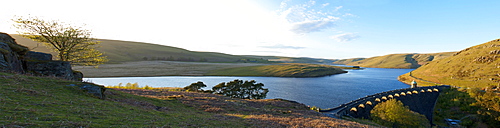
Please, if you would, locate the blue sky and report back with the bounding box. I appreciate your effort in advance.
[1,0,499,59]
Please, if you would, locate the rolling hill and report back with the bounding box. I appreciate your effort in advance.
[332,52,455,69]
[11,34,269,63]
[399,39,500,88]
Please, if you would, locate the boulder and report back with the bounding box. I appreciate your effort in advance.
[0,33,27,73]
[67,83,106,99]
[24,60,80,81]
[24,51,52,61]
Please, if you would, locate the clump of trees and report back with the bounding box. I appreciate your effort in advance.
[13,16,108,66]
[183,81,207,92]
[183,79,269,99]
[212,79,269,99]
[434,87,500,127]
[370,99,430,127]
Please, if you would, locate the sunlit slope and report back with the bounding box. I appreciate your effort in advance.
[334,52,454,69]
[405,39,500,88]
[0,72,245,127]
[244,55,337,64]
[206,63,351,77]
[331,58,365,65]
[11,35,267,63]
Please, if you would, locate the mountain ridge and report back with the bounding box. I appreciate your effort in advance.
[332,52,455,69]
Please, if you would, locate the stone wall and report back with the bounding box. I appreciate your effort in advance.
[0,32,82,81]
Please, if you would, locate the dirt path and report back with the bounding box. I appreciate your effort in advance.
[73,61,268,77]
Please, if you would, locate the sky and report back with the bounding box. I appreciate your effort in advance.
[1,0,499,59]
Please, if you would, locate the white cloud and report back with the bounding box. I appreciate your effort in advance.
[277,0,343,34]
[260,44,306,49]
[321,3,330,8]
[290,20,336,34]
[330,33,360,42]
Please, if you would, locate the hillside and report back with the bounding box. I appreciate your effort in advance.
[245,55,337,64]
[206,63,352,77]
[399,39,500,88]
[11,35,269,63]
[333,52,455,69]
[331,58,366,65]
[0,72,369,127]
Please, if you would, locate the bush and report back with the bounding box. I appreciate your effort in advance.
[370,99,430,127]
[183,81,207,92]
[212,79,268,99]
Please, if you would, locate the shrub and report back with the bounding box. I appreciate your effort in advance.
[212,79,268,99]
[370,99,430,127]
[183,81,207,92]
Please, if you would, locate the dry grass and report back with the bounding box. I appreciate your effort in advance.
[115,88,373,128]
[73,61,268,77]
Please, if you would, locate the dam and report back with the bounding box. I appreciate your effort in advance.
[320,85,450,124]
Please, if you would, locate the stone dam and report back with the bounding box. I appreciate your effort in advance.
[320,85,451,124]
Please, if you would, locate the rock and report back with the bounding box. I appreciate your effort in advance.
[24,51,52,61]
[0,33,82,81]
[67,83,106,99]
[0,33,26,73]
[24,60,80,81]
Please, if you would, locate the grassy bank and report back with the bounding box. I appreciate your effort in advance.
[0,72,245,127]
[206,63,353,77]
[0,72,369,127]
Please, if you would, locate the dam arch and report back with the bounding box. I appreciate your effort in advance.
[320,86,451,124]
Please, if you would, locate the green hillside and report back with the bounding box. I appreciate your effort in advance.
[333,52,454,69]
[0,72,244,127]
[331,58,365,65]
[207,63,352,77]
[11,35,268,63]
[400,39,500,88]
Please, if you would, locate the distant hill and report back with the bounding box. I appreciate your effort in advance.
[400,39,500,88]
[332,52,455,69]
[11,35,269,63]
[244,55,336,64]
[331,58,366,65]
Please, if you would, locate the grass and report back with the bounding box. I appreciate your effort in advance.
[0,72,247,127]
[206,63,354,77]
[408,39,500,88]
[11,34,270,63]
[335,52,454,69]
[73,61,268,77]
[0,71,370,127]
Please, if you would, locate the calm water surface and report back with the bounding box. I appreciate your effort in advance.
[85,68,413,108]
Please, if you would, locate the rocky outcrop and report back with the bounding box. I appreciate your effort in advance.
[0,32,83,81]
[0,33,28,73]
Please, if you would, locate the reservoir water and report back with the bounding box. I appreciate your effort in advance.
[85,68,413,108]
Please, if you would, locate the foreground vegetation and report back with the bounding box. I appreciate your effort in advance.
[370,99,430,127]
[207,63,354,77]
[0,72,369,127]
[433,88,500,127]
[0,72,243,127]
